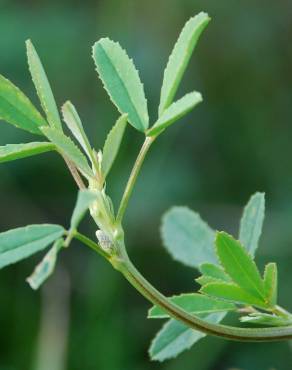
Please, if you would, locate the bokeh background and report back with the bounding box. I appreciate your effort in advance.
[0,0,292,369]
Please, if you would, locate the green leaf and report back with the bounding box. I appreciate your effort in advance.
[196,275,222,286]
[0,74,46,135]
[0,142,55,163]
[199,263,231,282]
[70,190,97,231]
[161,207,217,268]
[240,313,292,327]
[101,114,127,177]
[0,224,65,269]
[149,312,224,362]
[148,92,202,137]
[26,238,63,290]
[148,293,235,319]
[215,232,265,301]
[263,262,278,306]
[239,192,265,257]
[92,38,149,132]
[41,126,93,178]
[158,12,210,115]
[61,101,93,160]
[200,282,268,309]
[26,39,62,131]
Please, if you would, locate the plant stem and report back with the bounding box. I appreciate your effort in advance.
[72,127,292,342]
[75,229,292,341]
[115,252,292,342]
[74,231,110,260]
[116,136,155,223]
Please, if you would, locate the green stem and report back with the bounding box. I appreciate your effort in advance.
[115,251,292,342]
[73,130,292,342]
[74,231,110,260]
[76,231,292,342]
[116,136,155,223]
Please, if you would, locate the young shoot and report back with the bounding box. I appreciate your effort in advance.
[0,11,292,363]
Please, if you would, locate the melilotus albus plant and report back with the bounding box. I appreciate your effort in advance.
[0,12,292,362]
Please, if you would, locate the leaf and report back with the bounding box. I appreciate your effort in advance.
[26,238,63,290]
[149,312,225,362]
[158,12,210,115]
[148,92,202,137]
[199,263,231,282]
[200,282,268,309]
[0,224,65,269]
[239,192,265,257]
[0,142,55,164]
[92,38,149,132]
[263,262,278,306]
[196,275,223,286]
[101,114,127,177]
[70,190,97,231]
[26,39,62,131]
[41,126,93,178]
[61,101,93,160]
[0,74,46,135]
[148,293,235,319]
[240,313,292,327]
[215,232,266,301]
[161,207,217,268]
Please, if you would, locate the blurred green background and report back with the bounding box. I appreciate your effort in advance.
[1,0,292,369]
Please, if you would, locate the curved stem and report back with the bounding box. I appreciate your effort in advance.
[116,136,155,223]
[72,128,292,342]
[76,231,292,342]
[116,253,292,342]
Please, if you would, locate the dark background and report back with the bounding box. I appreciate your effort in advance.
[1,0,292,369]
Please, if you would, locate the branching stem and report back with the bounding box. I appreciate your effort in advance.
[71,131,292,343]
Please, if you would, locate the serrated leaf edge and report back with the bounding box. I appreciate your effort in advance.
[0,74,46,135]
[92,38,149,132]
[215,231,266,301]
[158,12,210,115]
[26,39,62,131]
